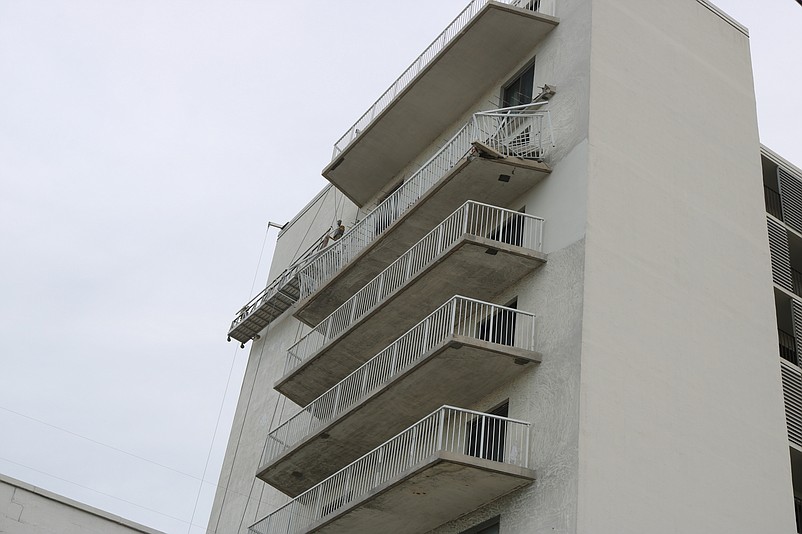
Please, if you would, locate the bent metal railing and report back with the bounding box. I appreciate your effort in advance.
[331,0,556,159]
[303,103,552,301]
[263,296,536,466]
[249,406,531,534]
[287,201,544,375]
[227,238,325,342]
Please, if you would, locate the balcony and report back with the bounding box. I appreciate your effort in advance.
[278,201,546,405]
[296,106,552,327]
[324,0,559,207]
[258,296,540,496]
[227,240,323,344]
[249,406,535,534]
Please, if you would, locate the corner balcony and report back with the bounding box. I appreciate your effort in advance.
[324,0,559,207]
[296,105,552,327]
[258,296,540,496]
[249,406,535,534]
[227,241,322,344]
[278,201,547,405]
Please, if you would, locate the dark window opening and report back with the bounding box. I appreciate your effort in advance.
[478,299,517,346]
[765,185,783,220]
[460,516,501,534]
[488,207,526,247]
[780,328,798,365]
[502,62,535,108]
[466,402,509,463]
[374,180,404,236]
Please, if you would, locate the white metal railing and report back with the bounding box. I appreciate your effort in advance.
[249,406,531,534]
[331,0,556,159]
[302,103,552,302]
[263,296,536,466]
[287,201,544,375]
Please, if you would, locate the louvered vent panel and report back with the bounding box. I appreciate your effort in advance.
[779,167,802,234]
[781,362,802,448]
[767,216,794,291]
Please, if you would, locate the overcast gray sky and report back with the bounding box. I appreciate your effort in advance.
[0,1,799,533]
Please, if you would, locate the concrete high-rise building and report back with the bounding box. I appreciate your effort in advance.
[208,1,801,532]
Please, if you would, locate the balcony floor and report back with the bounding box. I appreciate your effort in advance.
[323,2,558,207]
[259,335,540,496]
[277,236,546,406]
[296,155,549,327]
[300,451,534,534]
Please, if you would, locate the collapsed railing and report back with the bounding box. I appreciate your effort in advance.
[249,406,531,534]
[286,200,544,375]
[331,0,556,159]
[263,296,536,466]
[227,237,327,342]
[301,103,552,301]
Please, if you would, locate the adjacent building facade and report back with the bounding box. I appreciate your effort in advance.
[209,0,800,532]
[0,474,164,534]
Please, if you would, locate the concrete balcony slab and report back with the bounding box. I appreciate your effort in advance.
[259,335,540,496]
[324,2,558,207]
[296,156,549,327]
[297,452,534,534]
[277,235,546,406]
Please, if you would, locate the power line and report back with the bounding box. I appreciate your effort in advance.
[187,342,241,533]
[0,454,204,530]
[0,403,274,511]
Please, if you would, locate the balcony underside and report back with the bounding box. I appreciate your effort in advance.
[296,156,549,327]
[259,335,540,496]
[295,451,534,534]
[229,278,300,343]
[323,3,558,207]
[277,236,546,406]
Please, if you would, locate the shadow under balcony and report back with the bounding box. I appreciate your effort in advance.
[249,406,535,534]
[296,106,552,328]
[277,201,547,406]
[258,296,540,496]
[324,0,558,207]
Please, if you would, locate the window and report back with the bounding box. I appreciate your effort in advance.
[460,516,501,534]
[477,298,518,346]
[466,402,509,462]
[502,61,535,108]
[487,206,526,248]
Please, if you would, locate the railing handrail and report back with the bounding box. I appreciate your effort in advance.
[250,405,531,534]
[263,295,537,465]
[285,200,545,374]
[331,0,555,159]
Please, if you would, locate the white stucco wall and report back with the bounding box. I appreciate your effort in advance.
[0,474,163,534]
[209,0,797,533]
[579,0,795,532]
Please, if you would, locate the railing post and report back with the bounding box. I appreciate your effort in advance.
[333,384,342,417]
[524,424,531,468]
[531,315,537,351]
[449,298,457,337]
[390,342,399,375]
[538,219,544,251]
[437,408,445,451]
[479,415,486,460]
[307,404,316,434]
[376,271,385,301]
